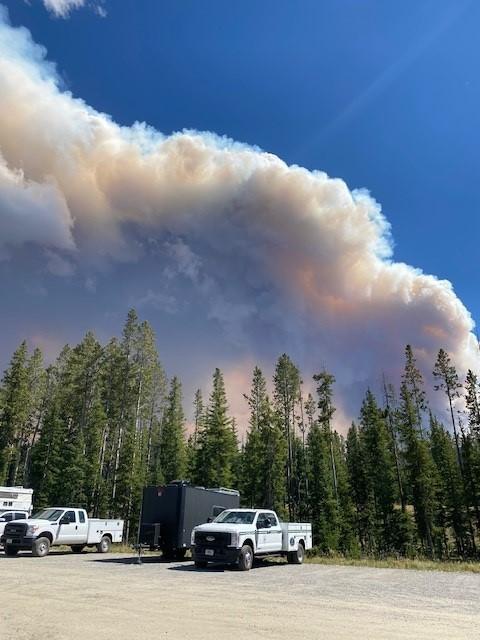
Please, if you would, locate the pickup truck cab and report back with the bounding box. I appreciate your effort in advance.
[1,507,124,557]
[191,508,312,571]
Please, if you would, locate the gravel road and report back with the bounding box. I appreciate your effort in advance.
[1,551,478,640]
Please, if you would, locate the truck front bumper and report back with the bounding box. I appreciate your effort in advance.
[192,545,241,564]
[1,535,34,550]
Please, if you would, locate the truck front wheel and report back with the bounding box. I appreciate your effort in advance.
[4,546,18,556]
[32,537,50,558]
[287,542,305,565]
[238,544,254,571]
[96,536,112,553]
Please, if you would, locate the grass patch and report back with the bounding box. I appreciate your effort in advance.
[305,554,480,573]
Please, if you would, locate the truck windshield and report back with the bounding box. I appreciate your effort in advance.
[214,511,255,524]
[31,509,64,521]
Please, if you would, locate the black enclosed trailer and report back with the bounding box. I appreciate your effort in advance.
[138,481,239,558]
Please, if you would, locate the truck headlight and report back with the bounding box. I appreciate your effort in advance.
[190,530,196,546]
[26,524,39,536]
[229,532,239,547]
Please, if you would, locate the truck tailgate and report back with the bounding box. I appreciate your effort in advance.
[87,519,124,545]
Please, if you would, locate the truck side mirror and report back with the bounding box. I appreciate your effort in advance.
[206,517,213,523]
[59,516,70,525]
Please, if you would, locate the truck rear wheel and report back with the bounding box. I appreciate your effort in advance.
[5,546,18,556]
[238,544,254,571]
[96,536,111,553]
[71,545,85,553]
[287,542,305,565]
[32,537,50,558]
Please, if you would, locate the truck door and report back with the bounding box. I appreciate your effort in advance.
[255,513,270,553]
[75,510,89,543]
[56,510,78,544]
[265,513,283,552]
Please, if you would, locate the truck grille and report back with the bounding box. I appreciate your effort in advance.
[5,522,28,537]
[194,531,231,547]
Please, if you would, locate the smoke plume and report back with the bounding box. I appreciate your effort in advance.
[0,9,477,424]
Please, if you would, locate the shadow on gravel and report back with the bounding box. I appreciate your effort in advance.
[92,555,190,565]
[0,550,77,559]
[168,558,288,573]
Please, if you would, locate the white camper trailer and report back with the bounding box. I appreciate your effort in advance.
[0,486,33,515]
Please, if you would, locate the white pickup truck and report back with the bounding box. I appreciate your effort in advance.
[1,507,123,557]
[191,508,312,571]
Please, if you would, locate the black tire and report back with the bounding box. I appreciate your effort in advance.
[71,545,86,554]
[288,542,305,565]
[4,546,18,556]
[238,544,254,571]
[96,536,111,553]
[194,560,208,569]
[175,548,187,560]
[32,537,50,558]
[161,547,174,560]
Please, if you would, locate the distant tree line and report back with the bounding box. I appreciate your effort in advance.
[0,309,479,558]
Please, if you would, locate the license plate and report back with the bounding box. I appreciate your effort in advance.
[6,539,12,544]
[205,548,214,556]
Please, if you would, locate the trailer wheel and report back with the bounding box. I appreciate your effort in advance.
[287,542,304,565]
[96,536,111,553]
[194,560,208,568]
[71,545,85,553]
[32,537,50,558]
[4,546,18,556]
[238,544,254,571]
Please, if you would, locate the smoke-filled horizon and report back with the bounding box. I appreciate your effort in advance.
[0,8,477,430]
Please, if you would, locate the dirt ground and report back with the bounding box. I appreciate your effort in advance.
[1,550,479,640]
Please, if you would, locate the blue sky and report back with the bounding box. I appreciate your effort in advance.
[0,0,478,424]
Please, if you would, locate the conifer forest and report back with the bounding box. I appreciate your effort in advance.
[1,309,480,560]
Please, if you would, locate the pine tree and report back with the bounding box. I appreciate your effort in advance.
[433,349,463,467]
[358,390,398,552]
[0,341,31,483]
[346,422,374,552]
[398,381,437,555]
[30,347,73,508]
[159,376,186,483]
[273,354,300,519]
[306,415,338,551]
[465,370,480,435]
[430,415,468,557]
[242,367,269,507]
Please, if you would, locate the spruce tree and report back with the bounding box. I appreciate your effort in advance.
[195,368,238,487]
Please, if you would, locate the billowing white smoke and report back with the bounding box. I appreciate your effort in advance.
[0,9,477,423]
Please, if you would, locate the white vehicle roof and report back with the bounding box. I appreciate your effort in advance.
[220,508,275,513]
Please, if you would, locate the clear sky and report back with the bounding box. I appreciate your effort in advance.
[0,0,478,425]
